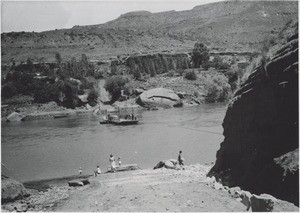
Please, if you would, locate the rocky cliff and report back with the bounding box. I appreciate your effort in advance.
[208,21,298,205]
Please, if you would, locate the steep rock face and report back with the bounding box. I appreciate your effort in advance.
[126,53,190,75]
[208,23,298,205]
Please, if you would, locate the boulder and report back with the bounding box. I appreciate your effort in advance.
[228,187,242,198]
[153,159,180,170]
[164,159,179,169]
[68,179,90,187]
[1,176,30,203]
[6,112,26,122]
[137,88,182,108]
[250,193,299,212]
[153,161,165,169]
[250,194,276,212]
[241,190,252,211]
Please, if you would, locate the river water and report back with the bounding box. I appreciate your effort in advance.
[2,103,227,182]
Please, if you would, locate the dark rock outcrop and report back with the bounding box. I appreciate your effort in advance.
[68,179,90,187]
[1,176,30,203]
[208,22,298,205]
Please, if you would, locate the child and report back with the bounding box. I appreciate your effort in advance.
[94,165,101,176]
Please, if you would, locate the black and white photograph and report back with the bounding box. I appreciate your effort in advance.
[1,0,299,211]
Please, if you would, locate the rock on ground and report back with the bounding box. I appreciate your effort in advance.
[1,176,30,203]
[137,88,182,108]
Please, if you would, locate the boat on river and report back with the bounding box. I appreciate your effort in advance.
[99,106,140,125]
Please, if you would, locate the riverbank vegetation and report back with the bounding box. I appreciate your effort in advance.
[1,40,251,118]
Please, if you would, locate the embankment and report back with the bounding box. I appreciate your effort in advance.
[208,21,298,205]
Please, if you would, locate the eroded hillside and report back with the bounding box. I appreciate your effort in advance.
[1,1,297,64]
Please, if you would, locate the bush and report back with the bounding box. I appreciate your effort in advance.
[87,88,98,106]
[212,56,231,70]
[133,69,141,80]
[2,82,18,98]
[225,68,244,91]
[104,75,127,101]
[202,61,211,70]
[205,74,231,102]
[80,78,94,90]
[167,70,175,77]
[185,70,197,80]
[94,71,104,79]
[34,83,58,103]
[177,69,185,76]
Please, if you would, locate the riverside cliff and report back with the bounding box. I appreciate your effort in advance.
[208,21,299,205]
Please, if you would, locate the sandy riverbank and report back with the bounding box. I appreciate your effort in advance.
[1,164,244,212]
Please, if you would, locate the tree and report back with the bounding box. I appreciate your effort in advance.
[55,52,62,64]
[192,42,209,68]
[104,75,127,102]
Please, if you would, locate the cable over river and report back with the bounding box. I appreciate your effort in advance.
[2,103,227,182]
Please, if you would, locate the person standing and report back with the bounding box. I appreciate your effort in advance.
[118,157,122,167]
[178,150,184,166]
[79,167,82,175]
[109,154,116,172]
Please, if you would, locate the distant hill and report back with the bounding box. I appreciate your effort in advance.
[1,0,298,64]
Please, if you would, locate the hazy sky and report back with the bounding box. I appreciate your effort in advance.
[1,0,224,33]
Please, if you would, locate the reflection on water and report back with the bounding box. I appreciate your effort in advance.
[2,103,227,182]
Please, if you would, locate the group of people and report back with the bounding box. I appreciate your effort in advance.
[109,154,121,172]
[124,114,136,120]
[80,151,184,176]
[79,154,122,177]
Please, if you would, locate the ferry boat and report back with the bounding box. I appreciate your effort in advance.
[99,106,140,125]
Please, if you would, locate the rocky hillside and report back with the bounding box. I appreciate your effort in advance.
[208,20,298,205]
[1,1,297,64]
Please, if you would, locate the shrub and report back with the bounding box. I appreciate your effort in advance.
[94,71,104,79]
[185,70,197,80]
[33,83,58,103]
[2,82,18,98]
[104,75,127,102]
[133,69,142,80]
[80,78,94,90]
[167,70,175,77]
[177,69,185,76]
[87,88,98,106]
[205,74,231,102]
[202,61,211,70]
[212,56,231,70]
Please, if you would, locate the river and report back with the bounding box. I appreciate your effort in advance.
[1,103,227,182]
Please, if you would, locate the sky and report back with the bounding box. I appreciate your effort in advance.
[1,0,224,33]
